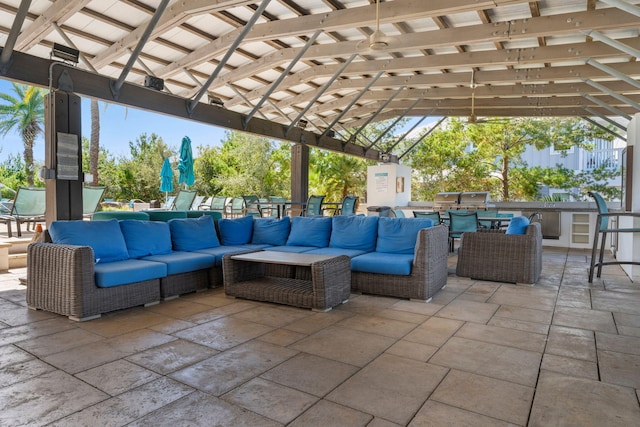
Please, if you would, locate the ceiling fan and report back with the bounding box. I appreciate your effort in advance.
[356,0,398,52]
[466,70,509,125]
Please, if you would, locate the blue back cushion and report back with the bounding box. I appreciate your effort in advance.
[287,216,332,247]
[505,216,530,235]
[49,219,129,263]
[329,215,378,251]
[252,217,291,246]
[376,217,433,254]
[168,216,220,251]
[120,220,172,258]
[218,215,254,245]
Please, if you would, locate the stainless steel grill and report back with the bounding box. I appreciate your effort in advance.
[458,192,490,210]
[433,192,461,212]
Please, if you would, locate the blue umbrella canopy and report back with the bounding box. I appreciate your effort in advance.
[159,157,174,193]
[178,136,195,187]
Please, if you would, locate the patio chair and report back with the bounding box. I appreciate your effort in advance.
[190,195,206,211]
[161,196,175,210]
[242,195,263,217]
[267,196,286,217]
[588,191,640,282]
[303,195,325,216]
[478,210,498,229]
[229,197,245,217]
[82,186,106,218]
[448,211,478,252]
[209,196,228,216]
[336,195,358,216]
[391,209,406,218]
[413,211,441,224]
[172,189,197,211]
[0,187,46,238]
[457,222,543,284]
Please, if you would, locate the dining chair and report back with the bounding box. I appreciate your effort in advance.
[478,210,498,229]
[588,191,640,282]
[304,195,325,216]
[82,186,106,218]
[267,196,286,217]
[242,195,263,217]
[448,211,478,252]
[337,195,358,216]
[413,211,441,224]
[172,189,197,211]
[0,186,46,238]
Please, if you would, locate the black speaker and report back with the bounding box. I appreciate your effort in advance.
[144,75,164,91]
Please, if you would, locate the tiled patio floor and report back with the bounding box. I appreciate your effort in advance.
[0,247,639,426]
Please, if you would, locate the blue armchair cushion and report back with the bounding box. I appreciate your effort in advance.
[94,259,167,288]
[119,220,172,258]
[351,252,415,275]
[287,216,332,247]
[505,216,530,235]
[329,215,378,251]
[252,217,291,246]
[218,215,254,245]
[376,217,433,254]
[168,216,220,251]
[142,251,215,275]
[49,219,129,263]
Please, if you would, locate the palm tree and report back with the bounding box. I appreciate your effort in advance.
[0,83,45,186]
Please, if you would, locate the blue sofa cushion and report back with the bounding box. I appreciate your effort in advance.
[94,259,167,288]
[120,220,172,258]
[329,215,378,251]
[376,217,433,254]
[194,244,272,266]
[49,219,129,263]
[218,216,254,245]
[351,252,415,276]
[268,245,318,254]
[305,247,366,258]
[252,217,290,246]
[287,216,332,247]
[169,216,220,251]
[506,216,530,235]
[142,251,215,275]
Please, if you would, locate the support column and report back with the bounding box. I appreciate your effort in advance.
[290,143,309,216]
[44,90,83,224]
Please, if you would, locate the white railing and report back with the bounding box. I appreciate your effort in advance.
[584,148,622,170]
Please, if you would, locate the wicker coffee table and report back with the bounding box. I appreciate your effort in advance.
[222,251,351,312]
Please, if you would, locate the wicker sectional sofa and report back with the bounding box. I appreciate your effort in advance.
[27,214,448,321]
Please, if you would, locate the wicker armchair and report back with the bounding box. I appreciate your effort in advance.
[456,222,542,284]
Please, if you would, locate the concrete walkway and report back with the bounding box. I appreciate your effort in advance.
[0,246,638,426]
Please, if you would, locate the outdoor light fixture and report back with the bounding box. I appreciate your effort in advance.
[325,129,336,138]
[208,95,224,106]
[50,43,79,64]
[144,75,164,91]
[296,119,308,129]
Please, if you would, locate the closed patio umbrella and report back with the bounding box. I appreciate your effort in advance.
[159,157,174,203]
[178,136,195,188]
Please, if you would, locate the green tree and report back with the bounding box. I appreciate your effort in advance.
[309,150,371,202]
[0,83,45,186]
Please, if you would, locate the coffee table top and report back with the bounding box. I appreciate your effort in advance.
[230,250,338,266]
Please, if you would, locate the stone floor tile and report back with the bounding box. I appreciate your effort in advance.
[553,306,617,333]
[618,325,640,337]
[0,344,34,368]
[372,308,429,324]
[336,314,417,338]
[529,371,640,427]
[540,353,598,380]
[430,369,533,425]
[463,282,501,297]
[231,304,312,328]
[436,299,499,323]
[0,318,75,346]
[182,300,256,324]
[592,291,640,316]
[557,287,592,309]
[283,309,353,334]
[144,298,214,319]
[327,354,448,425]
[367,417,403,427]
[546,325,596,362]
[223,377,318,424]
[175,316,273,350]
[169,340,297,396]
[16,327,103,357]
[49,377,194,427]
[455,322,547,352]
[128,391,281,427]
[257,328,307,346]
[429,337,541,386]
[261,352,358,397]
[389,299,443,316]
[0,299,56,326]
[598,350,640,389]
[487,317,550,335]
[403,316,464,347]
[181,289,232,307]
[338,294,399,316]
[409,399,514,427]
[0,370,108,426]
[147,318,196,334]
[493,304,553,324]
[614,311,640,328]
[106,328,177,354]
[429,289,461,306]
[290,325,395,367]
[385,340,438,362]
[77,309,168,337]
[289,399,372,427]
[0,358,55,388]
[76,359,160,395]
[488,286,557,310]
[596,331,640,355]
[126,339,217,375]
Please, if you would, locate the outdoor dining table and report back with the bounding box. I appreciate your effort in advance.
[440,212,513,230]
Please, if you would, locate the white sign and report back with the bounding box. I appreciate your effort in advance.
[375,172,388,193]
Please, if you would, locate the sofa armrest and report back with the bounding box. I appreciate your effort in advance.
[27,242,97,318]
[414,224,449,293]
